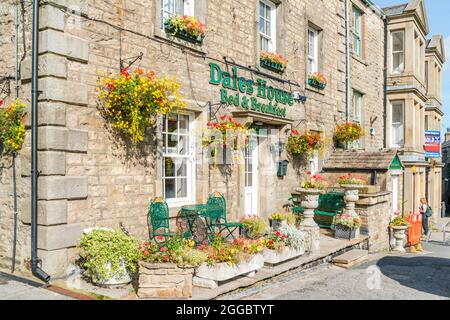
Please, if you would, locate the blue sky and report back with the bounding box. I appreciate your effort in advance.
[375,0,450,133]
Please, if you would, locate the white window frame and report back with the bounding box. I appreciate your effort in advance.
[307,28,319,74]
[161,0,195,29]
[259,0,277,52]
[162,112,196,207]
[391,30,405,74]
[353,91,363,149]
[390,101,405,148]
[352,6,362,58]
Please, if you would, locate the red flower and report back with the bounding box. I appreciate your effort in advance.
[0,99,3,107]
[306,171,312,175]
[275,231,281,237]
[291,129,300,136]
[121,68,130,78]
[160,246,168,252]
[144,250,149,256]
[135,68,143,75]
[156,235,164,241]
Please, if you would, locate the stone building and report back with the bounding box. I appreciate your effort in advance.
[0,0,388,277]
[383,0,446,219]
[441,129,450,216]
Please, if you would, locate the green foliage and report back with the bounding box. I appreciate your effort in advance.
[240,215,268,239]
[391,216,408,227]
[79,229,140,281]
[0,99,26,153]
[269,212,296,225]
[278,222,306,251]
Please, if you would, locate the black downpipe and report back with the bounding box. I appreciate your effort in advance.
[383,15,388,149]
[31,0,50,283]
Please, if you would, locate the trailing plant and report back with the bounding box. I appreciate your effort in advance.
[199,237,241,266]
[308,72,327,89]
[164,15,205,38]
[278,222,306,251]
[97,68,186,144]
[334,122,364,144]
[335,214,362,229]
[232,237,265,255]
[264,230,288,252]
[269,212,296,225]
[337,173,364,186]
[391,216,408,227]
[204,115,248,150]
[286,130,322,156]
[240,215,268,239]
[79,229,140,281]
[260,51,288,69]
[300,171,327,190]
[140,235,207,267]
[0,98,26,153]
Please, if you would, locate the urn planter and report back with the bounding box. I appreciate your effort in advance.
[391,225,408,253]
[341,184,365,217]
[138,262,194,299]
[296,188,321,228]
[193,254,264,289]
[262,246,306,266]
[91,259,132,287]
[334,224,358,240]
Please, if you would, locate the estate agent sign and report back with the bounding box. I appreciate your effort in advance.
[209,62,294,119]
[424,130,441,158]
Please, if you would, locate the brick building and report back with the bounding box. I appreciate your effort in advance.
[0,0,415,278]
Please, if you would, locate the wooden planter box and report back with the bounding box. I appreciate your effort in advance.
[260,59,285,73]
[193,254,264,289]
[262,246,305,266]
[138,262,194,299]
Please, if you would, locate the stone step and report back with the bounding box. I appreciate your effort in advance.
[332,249,368,265]
[333,255,368,269]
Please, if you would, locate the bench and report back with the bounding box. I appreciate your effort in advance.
[291,192,345,229]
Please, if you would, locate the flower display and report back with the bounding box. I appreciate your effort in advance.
[164,15,205,40]
[260,51,288,72]
[203,115,248,149]
[286,130,322,156]
[308,72,327,89]
[334,122,364,144]
[240,215,268,239]
[0,99,27,153]
[300,171,327,190]
[269,212,296,225]
[337,173,364,186]
[335,214,362,229]
[390,215,408,227]
[264,230,288,251]
[97,68,186,144]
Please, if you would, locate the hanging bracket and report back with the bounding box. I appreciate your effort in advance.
[119,52,144,71]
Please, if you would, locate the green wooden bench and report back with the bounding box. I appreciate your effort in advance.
[291,192,345,229]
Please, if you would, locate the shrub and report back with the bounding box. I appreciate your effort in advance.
[334,122,364,143]
[240,215,268,239]
[0,99,26,153]
[269,212,296,225]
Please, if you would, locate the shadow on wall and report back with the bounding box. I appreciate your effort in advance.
[376,256,450,298]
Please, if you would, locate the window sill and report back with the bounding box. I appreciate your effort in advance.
[166,199,194,209]
[351,53,368,66]
[154,28,207,55]
[305,83,325,95]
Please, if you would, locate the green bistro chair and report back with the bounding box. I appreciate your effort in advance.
[148,197,174,241]
[205,192,242,240]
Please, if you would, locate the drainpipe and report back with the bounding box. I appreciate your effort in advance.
[345,0,351,122]
[383,15,388,149]
[31,0,50,283]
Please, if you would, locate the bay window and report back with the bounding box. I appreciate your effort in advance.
[392,30,405,73]
[162,113,196,206]
[391,101,404,147]
[259,0,276,52]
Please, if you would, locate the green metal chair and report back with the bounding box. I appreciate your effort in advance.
[205,192,242,240]
[148,197,174,241]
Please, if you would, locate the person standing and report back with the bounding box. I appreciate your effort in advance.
[419,197,432,238]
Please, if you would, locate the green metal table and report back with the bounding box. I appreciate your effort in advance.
[179,204,222,243]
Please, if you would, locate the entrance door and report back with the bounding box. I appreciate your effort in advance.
[244,141,258,216]
[392,175,398,213]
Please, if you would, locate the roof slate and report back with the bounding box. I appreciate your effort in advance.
[382,3,408,16]
[323,150,400,170]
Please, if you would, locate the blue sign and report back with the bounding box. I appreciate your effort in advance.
[424,130,441,159]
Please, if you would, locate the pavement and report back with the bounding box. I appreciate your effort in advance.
[219,228,450,300]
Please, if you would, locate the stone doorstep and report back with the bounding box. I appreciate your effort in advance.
[333,255,368,269]
[331,249,369,264]
[192,235,369,300]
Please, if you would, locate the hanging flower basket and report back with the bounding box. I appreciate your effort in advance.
[260,51,287,73]
[308,73,327,90]
[164,16,205,45]
[334,122,364,144]
[97,68,186,145]
[286,130,323,157]
[0,99,27,154]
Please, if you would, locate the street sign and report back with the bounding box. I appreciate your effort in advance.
[424,130,441,158]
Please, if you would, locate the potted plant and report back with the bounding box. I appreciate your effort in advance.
[138,235,208,298]
[334,214,362,240]
[390,215,409,253]
[296,172,327,228]
[308,72,327,90]
[97,68,186,145]
[286,130,322,158]
[164,15,206,44]
[337,173,365,218]
[334,122,364,146]
[262,222,307,265]
[194,237,265,289]
[79,228,140,286]
[0,98,27,154]
[240,215,268,239]
[269,212,296,231]
[260,51,288,73]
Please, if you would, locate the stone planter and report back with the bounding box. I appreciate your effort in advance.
[262,246,305,266]
[341,184,365,217]
[91,259,132,287]
[193,254,264,289]
[296,188,321,253]
[334,224,358,240]
[391,225,408,253]
[138,262,194,299]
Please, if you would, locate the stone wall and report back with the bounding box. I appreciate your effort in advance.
[0,0,386,276]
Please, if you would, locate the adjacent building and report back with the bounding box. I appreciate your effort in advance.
[0,0,444,277]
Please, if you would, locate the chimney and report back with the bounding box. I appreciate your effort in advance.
[446,128,450,142]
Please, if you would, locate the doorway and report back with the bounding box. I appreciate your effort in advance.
[244,139,258,216]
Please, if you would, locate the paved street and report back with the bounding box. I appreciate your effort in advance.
[220,236,450,300]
